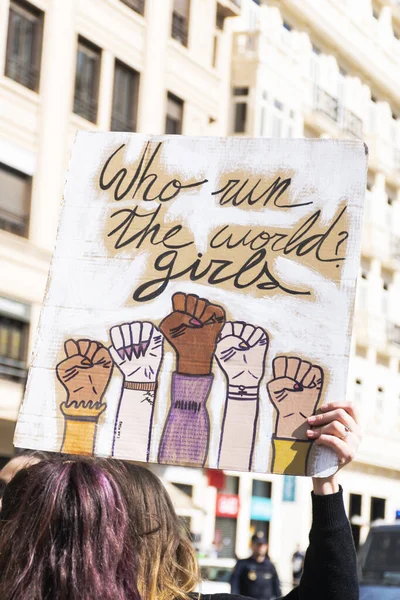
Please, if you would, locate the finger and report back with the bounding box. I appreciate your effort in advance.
[109,345,124,365]
[121,324,132,349]
[296,360,312,384]
[307,420,349,440]
[321,402,358,424]
[93,346,112,367]
[185,294,198,316]
[303,365,323,389]
[315,434,354,465]
[141,322,153,342]
[308,408,356,431]
[219,322,234,339]
[78,339,91,356]
[267,376,299,396]
[130,322,142,344]
[64,339,79,358]
[110,326,124,350]
[272,356,287,379]
[201,303,225,325]
[247,326,266,347]
[195,298,207,318]
[233,322,245,337]
[86,341,99,362]
[286,357,301,379]
[242,324,255,342]
[172,292,186,312]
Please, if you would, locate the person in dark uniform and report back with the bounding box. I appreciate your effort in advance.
[230,531,281,599]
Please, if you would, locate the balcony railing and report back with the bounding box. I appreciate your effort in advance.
[0,208,29,238]
[120,0,145,15]
[387,323,400,346]
[73,94,98,123]
[343,109,364,139]
[0,356,28,383]
[5,57,40,92]
[391,236,400,261]
[314,87,339,123]
[394,148,400,171]
[171,11,188,47]
[111,112,136,133]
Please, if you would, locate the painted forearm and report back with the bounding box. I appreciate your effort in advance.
[60,400,106,455]
[219,386,260,471]
[112,383,157,461]
[271,437,313,475]
[158,372,213,467]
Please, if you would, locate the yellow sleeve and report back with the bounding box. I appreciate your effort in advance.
[271,438,313,476]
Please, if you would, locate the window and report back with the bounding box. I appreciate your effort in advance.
[356,346,367,358]
[165,92,184,134]
[370,497,385,522]
[171,0,190,47]
[283,21,292,31]
[120,0,145,15]
[349,494,362,549]
[111,61,140,132]
[173,482,193,496]
[234,103,247,133]
[0,163,31,238]
[252,479,272,497]
[222,475,239,494]
[233,87,249,96]
[5,0,44,92]
[0,313,29,381]
[73,37,101,123]
[214,516,237,558]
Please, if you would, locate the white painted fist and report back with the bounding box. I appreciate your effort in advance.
[109,321,164,383]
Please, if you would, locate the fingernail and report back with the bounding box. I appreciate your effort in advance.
[307,429,317,437]
[294,383,301,390]
[308,416,316,423]
[82,358,91,365]
[189,318,202,327]
[321,404,330,411]
[239,342,249,349]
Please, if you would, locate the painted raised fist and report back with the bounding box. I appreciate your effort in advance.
[216,322,269,388]
[56,339,113,408]
[268,356,324,440]
[109,321,164,384]
[160,292,225,375]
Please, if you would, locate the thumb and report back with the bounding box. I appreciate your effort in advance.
[216,335,245,355]
[267,377,300,396]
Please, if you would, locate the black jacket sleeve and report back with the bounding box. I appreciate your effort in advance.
[230,560,246,595]
[280,487,359,600]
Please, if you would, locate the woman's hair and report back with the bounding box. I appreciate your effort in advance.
[0,458,199,600]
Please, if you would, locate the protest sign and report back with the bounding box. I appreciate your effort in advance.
[15,133,366,476]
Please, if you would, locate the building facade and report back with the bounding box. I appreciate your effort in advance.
[1,0,400,592]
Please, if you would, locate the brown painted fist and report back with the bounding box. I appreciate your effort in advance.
[56,339,113,410]
[268,356,324,440]
[160,292,226,375]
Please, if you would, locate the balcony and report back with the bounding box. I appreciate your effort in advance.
[120,0,145,15]
[314,86,339,123]
[387,323,400,347]
[171,11,188,47]
[391,236,400,261]
[342,108,363,139]
[217,0,241,18]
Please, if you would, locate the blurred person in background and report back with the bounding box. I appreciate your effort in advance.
[230,532,281,599]
[291,545,305,588]
[0,402,361,600]
[0,450,47,484]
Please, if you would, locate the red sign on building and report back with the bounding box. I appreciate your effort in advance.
[216,493,240,518]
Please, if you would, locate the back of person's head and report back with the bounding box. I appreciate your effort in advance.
[0,449,48,484]
[0,458,198,600]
